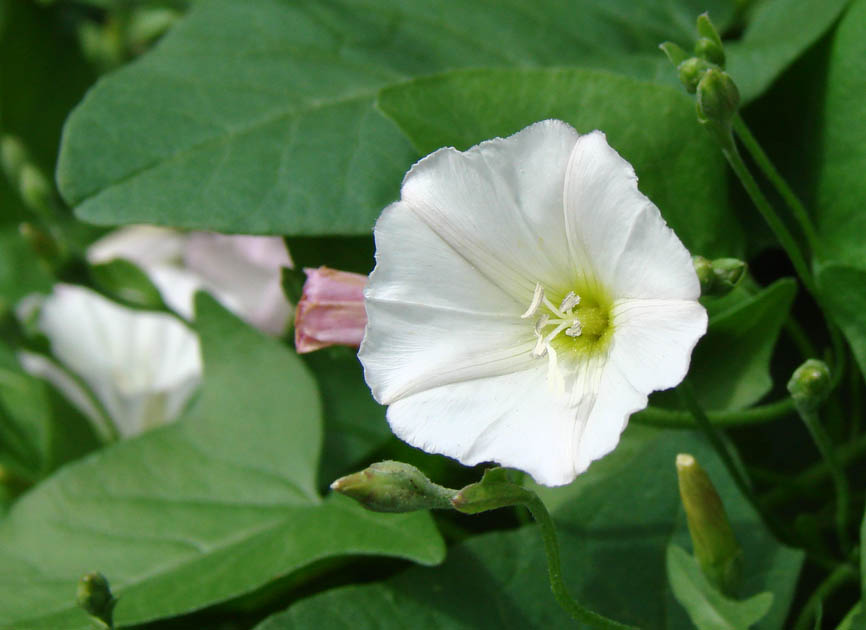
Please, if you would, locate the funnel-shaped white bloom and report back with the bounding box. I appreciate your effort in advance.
[88,227,292,335]
[22,285,202,439]
[360,121,707,486]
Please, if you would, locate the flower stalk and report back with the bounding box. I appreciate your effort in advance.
[788,360,851,550]
[334,464,638,629]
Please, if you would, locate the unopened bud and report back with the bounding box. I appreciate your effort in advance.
[696,69,740,144]
[1,135,28,181]
[693,256,746,296]
[294,267,367,354]
[695,13,725,67]
[787,359,831,412]
[19,164,53,215]
[676,453,742,596]
[677,57,714,94]
[659,41,690,67]
[331,461,456,513]
[77,572,116,628]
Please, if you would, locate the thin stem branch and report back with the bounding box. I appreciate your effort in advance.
[522,494,639,630]
[795,404,851,550]
[732,115,821,255]
[721,143,818,299]
[634,397,794,429]
[792,563,857,630]
[676,381,753,502]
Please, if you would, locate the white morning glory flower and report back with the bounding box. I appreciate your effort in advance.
[359,120,707,487]
[19,284,201,440]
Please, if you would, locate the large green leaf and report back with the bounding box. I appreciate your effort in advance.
[814,0,866,267]
[667,545,773,630]
[57,0,740,236]
[255,428,803,630]
[689,278,797,410]
[0,295,444,629]
[377,67,741,257]
[725,0,850,102]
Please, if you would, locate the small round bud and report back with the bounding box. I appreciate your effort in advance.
[331,461,456,513]
[787,359,831,412]
[695,37,725,67]
[693,256,746,296]
[696,69,739,125]
[18,164,53,214]
[695,13,725,67]
[677,57,713,94]
[1,135,28,181]
[77,572,116,627]
[676,453,742,596]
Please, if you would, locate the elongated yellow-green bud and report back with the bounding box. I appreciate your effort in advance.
[331,461,456,512]
[676,453,742,596]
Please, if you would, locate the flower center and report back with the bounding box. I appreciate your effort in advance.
[521,282,612,361]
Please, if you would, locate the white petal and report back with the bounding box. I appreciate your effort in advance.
[147,265,204,319]
[386,357,608,486]
[360,298,534,405]
[573,362,647,473]
[367,200,523,317]
[399,120,580,300]
[87,225,188,268]
[609,298,708,393]
[184,233,292,335]
[563,131,699,300]
[37,285,202,438]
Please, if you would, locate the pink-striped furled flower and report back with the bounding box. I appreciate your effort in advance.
[294,267,367,354]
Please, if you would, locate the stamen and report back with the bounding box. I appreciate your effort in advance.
[565,321,583,337]
[532,334,547,358]
[544,322,570,344]
[534,313,550,333]
[559,291,580,313]
[521,282,544,319]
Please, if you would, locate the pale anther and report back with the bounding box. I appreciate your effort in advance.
[559,291,580,313]
[534,313,550,333]
[521,282,545,319]
[565,321,583,337]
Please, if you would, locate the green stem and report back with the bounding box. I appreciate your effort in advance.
[732,115,821,255]
[522,493,638,630]
[762,431,866,508]
[795,404,851,550]
[792,563,857,630]
[676,382,753,502]
[721,142,817,299]
[634,397,794,429]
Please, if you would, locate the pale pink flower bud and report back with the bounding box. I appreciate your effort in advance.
[294,267,367,354]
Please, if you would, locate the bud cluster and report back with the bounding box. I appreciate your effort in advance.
[660,13,739,146]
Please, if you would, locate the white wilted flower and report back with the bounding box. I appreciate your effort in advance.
[359,120,707,487]
[87,227,292,335]
[19,284,201,440]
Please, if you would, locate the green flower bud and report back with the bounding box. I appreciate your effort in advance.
[695,37,725,67]
[696,68,740,145]
[787,359,831,412]
[19,163,53,215]
[330,461,456,513]
[1,135,28,181]
[659,41,690,67]
[77,572,116,628]
[677,57,714,94]
[450,467,533,515]
[693,256,746,296]
[676,453,742,596]
[695,13,725,67]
